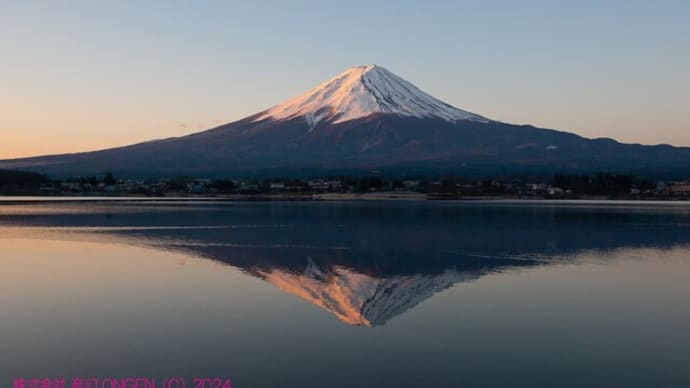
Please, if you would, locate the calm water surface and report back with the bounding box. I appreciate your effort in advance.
[1,199,689,388]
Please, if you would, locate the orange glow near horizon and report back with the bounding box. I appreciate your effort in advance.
[0,113,199,159]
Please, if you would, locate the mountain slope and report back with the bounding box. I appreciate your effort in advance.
[1,65,689,177]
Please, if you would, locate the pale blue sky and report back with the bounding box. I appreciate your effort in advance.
[1,0,689,158]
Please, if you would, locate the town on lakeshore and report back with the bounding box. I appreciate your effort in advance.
[1,170,689,200]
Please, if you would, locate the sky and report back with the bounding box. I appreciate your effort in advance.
[1,0,689,159]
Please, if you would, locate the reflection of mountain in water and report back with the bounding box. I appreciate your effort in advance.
[256,262,476,326]
[2,200,690,326]
[161,245,541,327]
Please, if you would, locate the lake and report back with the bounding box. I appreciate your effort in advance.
[1,199,689,388]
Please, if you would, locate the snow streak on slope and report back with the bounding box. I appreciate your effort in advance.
[255,65,489,128]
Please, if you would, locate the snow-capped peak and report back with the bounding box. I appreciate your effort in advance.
[254,65,489,128]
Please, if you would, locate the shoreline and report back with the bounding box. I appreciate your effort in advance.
[1,192,689,203]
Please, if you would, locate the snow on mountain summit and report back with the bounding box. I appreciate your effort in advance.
[255,65,489,128]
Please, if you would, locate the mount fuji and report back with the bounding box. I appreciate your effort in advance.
[2,65,689,177]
